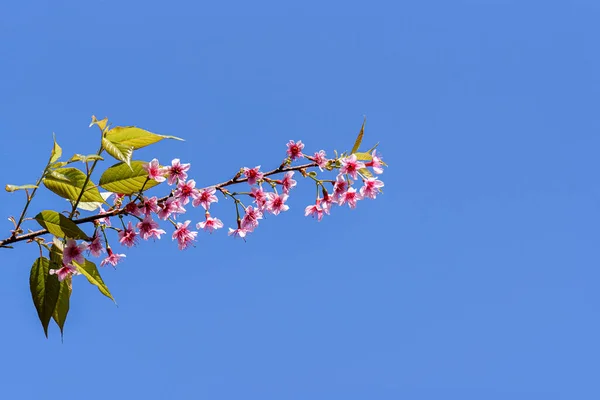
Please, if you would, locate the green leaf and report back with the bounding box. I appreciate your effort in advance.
[106,126,183,150]
[99,160,160,195]
[50,133,62,164]
[67,154,104,164]
[34,210,90,240]
[71,192,113,212]
[43,167,105,203]
[29,257,61,338]
[353,152,373,161]
[358,167,373,178]
[53,277,72,339]
[74,259,115,302]
[5,184,38,192]
[89,115,109,132]
[351,117,366,154]
[102,137,134,166]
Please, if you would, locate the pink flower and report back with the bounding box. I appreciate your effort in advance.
[196,216,224,233]
[143,158,167,182]
[124,201,142,216]
[321,190,334,215]
[313,150,328,171]
[137,215,166,240]
[101,247,126,267]
[304,200,324,221]
[250,186,268,210]
[241,206,263,232]
[339,154,366,180]
[332,175,348,202]
[158,197,186,220]
[174,179,199,205]
[97,206,111,226]
[286,140,305,160]
[360,178,384,199]
[172,220,197,250]
[228,226,249,239]
[166,158,191,185]
[86,235,105,257]
[338,187,363,209]
[49,263,79,282]
[118,221,138,247]
[192,187,218,210]
[63,239,86,265]
[140,196,159,216]
[365,150,384,174]
[243,166,264,185]
[280,171,297,194]
[265,193,289,215]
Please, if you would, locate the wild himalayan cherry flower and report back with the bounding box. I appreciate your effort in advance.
[192,187,218,210]
[228,225,249,239]
[167,158,191,185]
[360,178,384,199]
[175,179,199,205]
[63,239,86,265]
[86,235,105,257]
[112,193,125,206]
[97,205,111,226]
[250,186,268,210]
[137,214,166,240]
[286,140,304,160]
[141,196,159,215]
[313,150,328,171]
[196,216,224,233]
[332,175,348,202]
[365,149,384,174]
[118,221,138,247]
[143,158,166,182]
[243,166,264,185]
[266,193,289,215]
[101,247,126,267]
[304,200,324,222]
[321,190,334,215]
[49,263,79,282]
[281,171,297,194]
[158,197,186,220]
[241,205,263,232]
[338,187,363,209]
[172,220,197,250]
[339,154,366,180]
[124,201,142,216]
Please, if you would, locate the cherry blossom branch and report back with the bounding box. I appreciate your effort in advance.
[0,161,318,248]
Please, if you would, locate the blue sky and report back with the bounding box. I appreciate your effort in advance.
[1,1,599,399]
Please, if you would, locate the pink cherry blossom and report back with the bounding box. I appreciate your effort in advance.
[286,140,305,160]
[243,166,264,185]
[192,187,218,210]
[241,205,263,232]
[338,187,363,209]
[124,201,142,216]
[63,239,86,265]
[143,158,167,182]
[280,171,297,194]
[321,190,334,215]
[118,221,138,247]
[101,247,126,267]
[360,178,384,199]
[339,154,366,180]
[250,186,268,210]
[97,206,111,226]
[49,263,79,282]
[265,193,289,215]
[365,150,384,174]
[86,235,105,257]
[140,196,159,216]
[172,220,197,250]
[174,179,199,205]
[158,197,186,220]
[332,175,348,202]
[313,150,328,171]
[196,216,224,233]
[228,226,249,239]
[304,201,324,221]
[137,214,166,240]
[166,158,191,185]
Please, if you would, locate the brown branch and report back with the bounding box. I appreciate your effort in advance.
[0,161,318,248]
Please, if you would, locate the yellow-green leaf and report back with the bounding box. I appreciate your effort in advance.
[90,115,109,132]
[29,257,61,338]
[358,167,373,178]
[43,167,105,203]
[99,160,160,195]
[102,137,134,166]
[67,154,104,164]
[70,191,113,211]
[50,133,62,164]
[106,126,183,149]
[5,184,38,192]
[351,117,366,154]
[53,276,72,339]
[74,259,115,302]
[354,152,373,161]
[34,210,90,240]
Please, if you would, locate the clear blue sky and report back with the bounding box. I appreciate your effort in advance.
[1,1,599,399]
